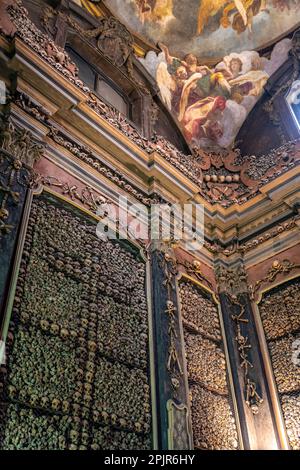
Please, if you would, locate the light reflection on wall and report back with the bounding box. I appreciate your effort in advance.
[286,80,300,130]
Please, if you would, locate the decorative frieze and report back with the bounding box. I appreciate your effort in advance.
[32,175,108,215]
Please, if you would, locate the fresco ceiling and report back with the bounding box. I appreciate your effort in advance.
[78,1,299,150]
[102,0,300,61]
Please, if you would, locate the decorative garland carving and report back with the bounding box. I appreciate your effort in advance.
[179,259,213,290]
[193,141,300,207]
[47,126,158,206]
[249,259,300,300]
[12,91,161,206]
[14,92,50,124]
[6,2,84,86]
[31,175,108,215]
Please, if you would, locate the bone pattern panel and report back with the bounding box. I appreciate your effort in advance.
[179,281,239,450]
[259,279,300,450]
[0,196,151,450]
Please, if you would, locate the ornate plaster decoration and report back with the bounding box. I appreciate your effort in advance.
[13,91,160,206]
[249,259,300,300]
[47,126,157,206]
[0,156,22,237]
[1,119,45,168]
[238,217,300,253]
[178,259,213,290]
[41,6,147,92]
[215,264,248,296]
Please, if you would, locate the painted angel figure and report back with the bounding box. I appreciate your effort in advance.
[134,0,174,25]
[197,0,268,35]
[156,43,211,113]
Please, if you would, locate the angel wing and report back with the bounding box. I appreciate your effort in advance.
[156,61,176,111]
[234,0,248,26]
[229,70,269,96]
[178,73,204,122]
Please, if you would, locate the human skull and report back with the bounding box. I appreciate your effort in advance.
[50,323,59,335]
[40,396,49,408]
[101,411,109,424]
[70,430,79,443]
[62,400,70,413]
[0,208,9,220]
[13,159,22,170]
[193,260,201,270]
[111,414,117,425]
[40,319,49,331]
[135,422,142,433]
[60,328,69,339]
[30,394,39,407]
[52,398,60,411]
